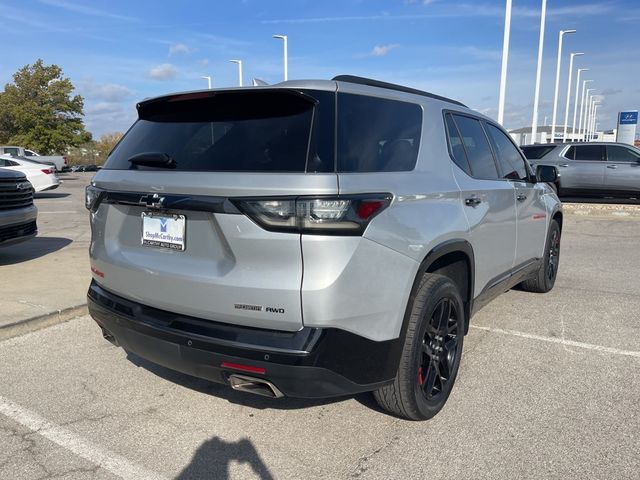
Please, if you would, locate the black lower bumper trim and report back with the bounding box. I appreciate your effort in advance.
[0,220,37,245]
[87,281,401,398]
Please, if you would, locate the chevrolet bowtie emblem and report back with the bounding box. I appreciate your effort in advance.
[140,193,165,209]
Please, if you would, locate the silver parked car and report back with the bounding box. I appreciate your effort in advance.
[86,76,562,420]
[521,142,640,198]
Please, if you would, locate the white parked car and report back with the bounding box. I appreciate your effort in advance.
[0,146,67,172]
[0,155,60,192]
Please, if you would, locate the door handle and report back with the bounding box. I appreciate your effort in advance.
[517,194,527,202]
[464,197,481,207]
[559,164,569,168]
[607,164,618,169]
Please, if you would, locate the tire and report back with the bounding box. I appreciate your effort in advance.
[548,182,558,195]
[521,219,561,293]
[374,274,465,421]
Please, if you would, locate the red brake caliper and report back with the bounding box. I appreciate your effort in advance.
[418,366,424,385]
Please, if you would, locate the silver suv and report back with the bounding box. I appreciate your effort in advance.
[86,76,562,420]
[522,142,640,198]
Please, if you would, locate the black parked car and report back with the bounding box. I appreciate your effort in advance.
[0,168,37,246]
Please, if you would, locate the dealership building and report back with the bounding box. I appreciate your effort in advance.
[508,126,615,145]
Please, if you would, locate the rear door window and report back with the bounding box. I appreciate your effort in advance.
[570,145,605,161]
[105,90,333,173]
[451,114,499,180]
[485,123,528,181]
[337,94,422,172]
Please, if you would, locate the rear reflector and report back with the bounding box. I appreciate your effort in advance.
[221,362,266,375]
[356,200,385,220]
[91,266,105,278]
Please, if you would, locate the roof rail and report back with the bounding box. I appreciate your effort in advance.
[332,75,467,108]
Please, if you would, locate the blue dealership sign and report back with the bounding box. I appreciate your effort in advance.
[619,111,638,125]
[617,111,638,145]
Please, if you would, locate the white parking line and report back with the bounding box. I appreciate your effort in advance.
[471,325,640,358]
[0,395,165,480]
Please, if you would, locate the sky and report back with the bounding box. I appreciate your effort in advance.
[1,0,638,138]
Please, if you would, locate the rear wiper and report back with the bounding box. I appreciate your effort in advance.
[128,152,176,169]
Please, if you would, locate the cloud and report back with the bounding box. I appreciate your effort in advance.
[450,45,501,61]
[84,101,136,137]
[370,44,399,57]
[601,88,622,95]
[405,0,438,4]
[39,0,137,22]
[262,2,612,23]
[168,43,190,57]
[80,79,132,102]
[147,63,177,80]
[86,102,123,116]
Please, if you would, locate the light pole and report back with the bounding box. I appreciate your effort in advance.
[551,29,576,141]
[585,95,596,141]
[497,0,512,125]
[229,60,243,87]
[531,0,547,143]
[562,52,584,142]
[578,81,593,142]
[571,68,588,142]
[272,34,288,81]
[585,95,594,141]
[200,76,212,89]
[590,103,601,142]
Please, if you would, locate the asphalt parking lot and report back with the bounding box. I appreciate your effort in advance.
[0,183,639,479]
[0,172,92,330]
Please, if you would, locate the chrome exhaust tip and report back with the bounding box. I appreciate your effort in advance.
[100,327,118,346]
[228,374,284,399]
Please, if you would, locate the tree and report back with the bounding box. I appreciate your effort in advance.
[96,132,124,162]
[0,59,91,154]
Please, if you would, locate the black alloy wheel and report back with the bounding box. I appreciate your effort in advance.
[419,297,460,403]
[547,227,560,282]
[374,274,465,420]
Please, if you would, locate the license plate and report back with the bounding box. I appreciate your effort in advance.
[141,212,186,251]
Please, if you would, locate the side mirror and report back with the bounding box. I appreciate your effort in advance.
[536,165,558,183]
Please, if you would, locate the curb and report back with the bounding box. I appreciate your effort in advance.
[562,202,640,218]
[0,304,88,341]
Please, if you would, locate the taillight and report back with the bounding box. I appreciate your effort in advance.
[63,156,68,165]
[41,169,52,175]
[234,194,392,235]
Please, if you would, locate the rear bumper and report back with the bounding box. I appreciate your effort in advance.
[87,280,402,398]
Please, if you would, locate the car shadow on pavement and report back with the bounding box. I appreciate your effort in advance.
[126,352,356,412]
[34,192,70,199]
[176,436,274,480]
[0,237,72,265]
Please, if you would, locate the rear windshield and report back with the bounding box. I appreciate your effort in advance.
[105,90,333,173]
[520,145,555,160]
[105,89,422,173]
